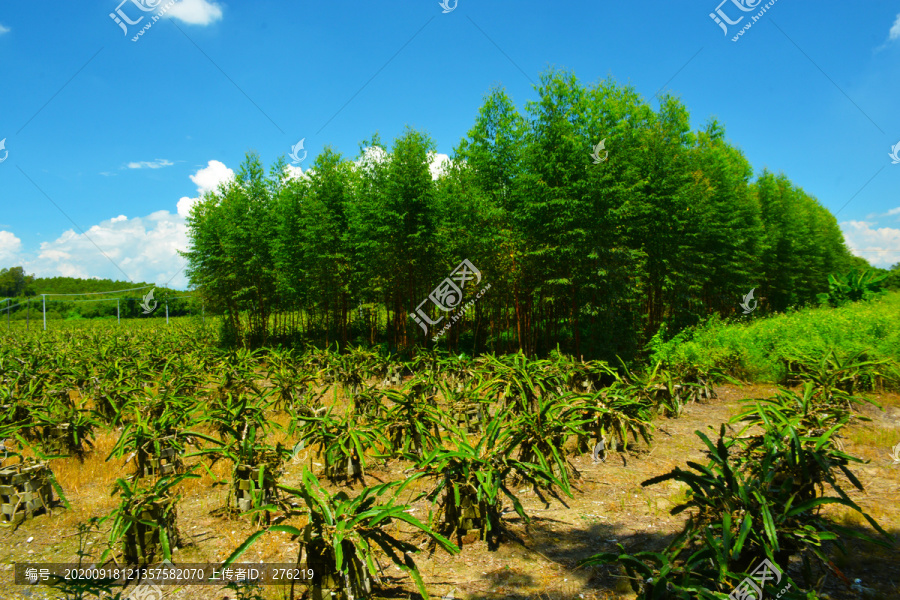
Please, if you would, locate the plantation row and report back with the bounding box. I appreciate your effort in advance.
[1,324,898,598]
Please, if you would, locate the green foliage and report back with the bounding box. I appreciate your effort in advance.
[101,471,199,564]
[0,266,35,297]
[581,396,892,598]
[378,384,445,458]
[223,468,458,600]
[414,412,572,550]
[178,68,855,359]
[818,268,889,307]
[651,291,900,387]
[293,407,387,485]
[46,518,127,600]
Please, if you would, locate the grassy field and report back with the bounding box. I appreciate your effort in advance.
[650,290,900,384]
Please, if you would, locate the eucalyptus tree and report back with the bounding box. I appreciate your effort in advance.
[451,86,528,353]
[178,67,858,356]
[182,152,280,346]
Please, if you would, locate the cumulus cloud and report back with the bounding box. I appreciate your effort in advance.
[841,220,900,269]
[352,147,453,180]
[127,159,174,170]
[428,152,452,180]
[177,160,235,217]
[2,161,238,289]
[190,160,234,195]
[0,212,190,288]
[0,24,10,35]
[354,146,389,174]
[890,13,900,41]
[0,231,23,264]
[167,0,223,26]
[283,165,306,181]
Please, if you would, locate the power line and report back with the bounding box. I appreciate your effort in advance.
[38,285,155,297]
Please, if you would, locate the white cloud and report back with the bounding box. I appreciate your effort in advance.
[127,159,174,170]
[0,231,23,265]
[24,212,192,288]
[354,146,390,175]
[190,160,234,195]
[890,13,900,41]
[863,206,900,221]
[0,24,10,35]
[353,147,453,180]
[2,161,238,289]
[177,160,235,217]
[176,197,197,218]
[428,152,452,180]
[841,220,900,269]
[283,165,307,181]
[166,0,223,26]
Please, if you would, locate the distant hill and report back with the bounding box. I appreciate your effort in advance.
[1,266,165,298]
[1,267,198,321]
[31,275,160,297]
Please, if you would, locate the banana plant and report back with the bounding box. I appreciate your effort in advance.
[817,267,888,306]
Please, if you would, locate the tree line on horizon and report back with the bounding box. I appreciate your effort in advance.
[0,270,197,322]
[173,68,870,358]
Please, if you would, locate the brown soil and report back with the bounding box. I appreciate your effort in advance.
[2,384,899,600]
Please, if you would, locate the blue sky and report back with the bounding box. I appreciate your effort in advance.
[1,0,899,290]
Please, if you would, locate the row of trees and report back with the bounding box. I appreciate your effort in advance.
[0,273,197,322]
[0,267,35,298]
[183,68,859,359]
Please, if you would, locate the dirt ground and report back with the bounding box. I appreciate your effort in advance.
[2,383,899,600]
